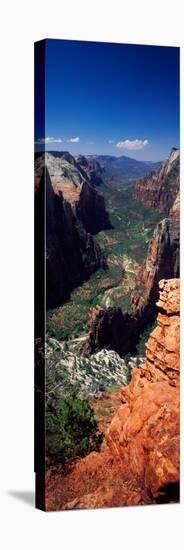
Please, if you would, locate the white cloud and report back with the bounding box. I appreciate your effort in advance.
[36,136,63,144]
[116,139,149,151]
[108,140,114,144]
[69,136,80,143]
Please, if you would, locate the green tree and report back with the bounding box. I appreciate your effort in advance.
[46,397,103,464]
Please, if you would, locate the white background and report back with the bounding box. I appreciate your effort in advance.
[0,1,183,548]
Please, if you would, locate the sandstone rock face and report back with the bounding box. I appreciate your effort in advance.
[53,279,179,510]
[35,151,112,234]
[86,216,179,355]
[142,279,180,384]
[106,375,179,500]
[170,192,180,219]
[76,155,105,187]
[133,148,179,214]
[86,305,138,356]
[106,279,180,500]
[131,217,179,321]
[35,151,112,308]
[35,166,106,309]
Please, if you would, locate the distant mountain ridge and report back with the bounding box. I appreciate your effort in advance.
[35,151,162,185]
[86,154,162,183]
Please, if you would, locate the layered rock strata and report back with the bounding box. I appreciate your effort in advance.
[35,151,112,234]
[76,154,105,186]
[131,217,179,321]
[170,191,180,219]
[86,212,179,356]
[141,279,180,385]
[35,166,106,309]
[105,279,180,500]
[133,148,179,213]
[50,279,179,510]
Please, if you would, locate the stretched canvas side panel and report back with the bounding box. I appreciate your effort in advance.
[34,40,46,511]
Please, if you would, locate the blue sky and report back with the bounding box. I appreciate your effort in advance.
[36,40,179,161]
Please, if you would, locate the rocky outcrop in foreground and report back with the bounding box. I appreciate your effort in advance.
[133,148,179,213]
[105,279,180,501]
[142,279,179,384]
[47,279,179,510]
[46,337,145,402]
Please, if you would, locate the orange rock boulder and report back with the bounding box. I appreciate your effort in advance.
[106,278,180,500]
[46,278,180,510]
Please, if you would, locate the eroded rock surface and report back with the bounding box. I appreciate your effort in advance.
[105,279,180,500]
[46,279,179,510]
[35,166,106,309]
[170,192,180,219]
[35,151,112,234]
[131,217,179,321]
[133,148,179,213]
[35,150,113,308]
[86,209,179,356]
[76,154,105,187]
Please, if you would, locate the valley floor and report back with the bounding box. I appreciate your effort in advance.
[47,183,162,341]
[43,183,179,512]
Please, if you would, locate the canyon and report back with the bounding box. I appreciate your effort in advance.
[44,147,180,349]
[89,154,162,184]
[35,152,112,308]
[85,149,180,354]
[131,163,180,320]
[43,147,180,510]
[46,279,180,510]
[86,212,179,355]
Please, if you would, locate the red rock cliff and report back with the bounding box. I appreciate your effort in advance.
[46,279,180,510]
[133,148,179,214]
[131,217,179,320]
[105,279,180,501]
[170,191,180,219]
